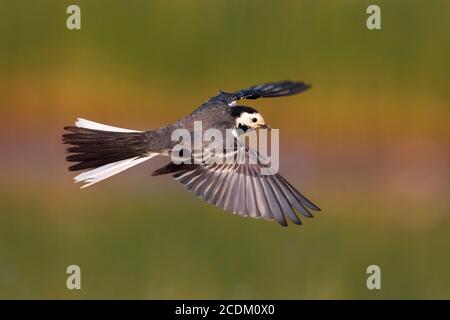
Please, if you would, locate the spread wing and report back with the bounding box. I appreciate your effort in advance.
[206,80,311,106]
[152,146,320,226]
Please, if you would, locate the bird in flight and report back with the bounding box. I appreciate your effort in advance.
[63,81,320,226]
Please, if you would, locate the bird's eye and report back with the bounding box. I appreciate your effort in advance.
[252,118,257,123]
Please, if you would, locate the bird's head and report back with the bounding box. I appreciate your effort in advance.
[230,106,269,133]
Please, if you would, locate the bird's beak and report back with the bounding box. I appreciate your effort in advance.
[258,124,271,130]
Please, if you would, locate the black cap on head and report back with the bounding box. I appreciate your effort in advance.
[230,106,259,118]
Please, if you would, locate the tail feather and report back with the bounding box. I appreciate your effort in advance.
[75,156,156,189]
[74,118,141,133]
[63,118,157,188]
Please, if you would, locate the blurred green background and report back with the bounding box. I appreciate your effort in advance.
[0,0,449,299]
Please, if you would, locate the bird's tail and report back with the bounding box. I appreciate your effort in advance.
[63,118,157,188]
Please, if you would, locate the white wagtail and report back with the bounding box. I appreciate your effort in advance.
[63,81,320,226]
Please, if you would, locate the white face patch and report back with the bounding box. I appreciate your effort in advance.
[235,112,266,130]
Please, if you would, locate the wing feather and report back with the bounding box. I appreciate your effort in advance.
[205,80,311,106]
[152,150,320,226]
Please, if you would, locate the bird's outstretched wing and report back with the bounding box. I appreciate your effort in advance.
[152,146,320,226]
[207,80,311,106]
